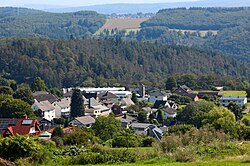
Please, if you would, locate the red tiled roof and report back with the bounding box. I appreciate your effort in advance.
[2,118,41,137]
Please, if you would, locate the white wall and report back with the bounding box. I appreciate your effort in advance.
[148,96,168,103]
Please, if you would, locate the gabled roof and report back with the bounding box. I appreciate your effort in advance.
[63,90,73,98]
[54,98,71,108]
[149,90,167,97]
[121,98,135,107]
[98,91,119,100]
[33,91,58,103]
[131,123,152,129]
[34,100,55,111]
[153,100,169,109]
[2,118,41,136]
[0,119,18,132]
[180,85,192,93]
[74,116,96,125]
[163,107,177,115]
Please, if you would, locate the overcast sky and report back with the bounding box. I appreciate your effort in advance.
[0,0,200,7]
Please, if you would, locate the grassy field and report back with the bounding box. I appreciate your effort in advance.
[85,158,250,166]
[219,91,247,97]
[99,18,149,31]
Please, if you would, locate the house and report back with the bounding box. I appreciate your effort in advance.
[98,91,119,102]
[185,93,199,102]
[39,131,52,140]
[219,96,247,107]
[39,118,54,131]
[173,85,199,101]
[198,91,221,98]
[84,98,111,117]
[173,85,193,95]
[33,91,58,103]
[70,116,96,128]
[1,115,41,137]
[148,90,168,103]
[156,108,177,119]
[32,100,55,121]
[131,123,163,140]
[53,98,71,118]
[120,98,135,108]
[115,114,137,128]
[153,100,171,109]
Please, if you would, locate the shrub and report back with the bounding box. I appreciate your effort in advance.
[0,135,41,161]
[142,137,155,147]
[168,124,194,134]
[174,147,196,162]
[70,145,136,165]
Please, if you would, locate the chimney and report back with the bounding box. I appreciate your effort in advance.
[23,114,28,119]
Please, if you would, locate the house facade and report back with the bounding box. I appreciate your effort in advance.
[219,96,247,107]
[32,100,55,121]
[148,91,168,103]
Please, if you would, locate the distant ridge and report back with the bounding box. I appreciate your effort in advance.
[25,0,250,14]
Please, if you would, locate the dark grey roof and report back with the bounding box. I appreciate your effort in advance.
[33,91,58,103]
[98,91,118,100]
[149,90,167,97]
[180,85,192,92]
[84,93,98,99]
[153,100,169,109]
[0,119,18,131]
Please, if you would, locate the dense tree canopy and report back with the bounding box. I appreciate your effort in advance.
[0,38,249,88]
[0,7,106,39]
[92,115,121,141]
[70,89,84,118]
[0,94,35,118]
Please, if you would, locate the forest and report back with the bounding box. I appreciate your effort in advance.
[0,7,106,39]
[100,7,250,61]
[0,38,249,88]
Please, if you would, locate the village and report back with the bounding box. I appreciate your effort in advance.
[0,83,248,141]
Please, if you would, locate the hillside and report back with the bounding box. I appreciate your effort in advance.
[37,0,250,14]
[0,7,106,39]
[131,7,250,60]
[0,38,249,88]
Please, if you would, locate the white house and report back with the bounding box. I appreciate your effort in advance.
[53,98,71,118]
[32,100,55,121]
[219,96,247,107]
[148,91,168,103]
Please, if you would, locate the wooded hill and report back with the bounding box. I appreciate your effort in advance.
[0,7,106,39]
[134,7,250,60]
[0,38,249,88]
[141,7,250,30]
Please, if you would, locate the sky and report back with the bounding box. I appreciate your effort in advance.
[0,0,200,7]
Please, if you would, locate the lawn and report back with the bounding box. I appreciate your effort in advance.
[85,159,250,166]
[219,91,247,97]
